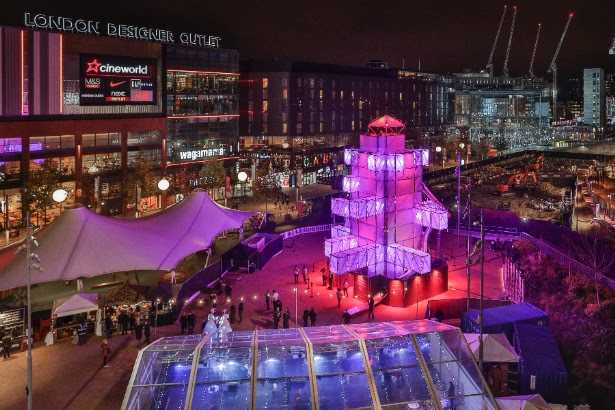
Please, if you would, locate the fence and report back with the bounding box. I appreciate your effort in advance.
[281,224,331,240]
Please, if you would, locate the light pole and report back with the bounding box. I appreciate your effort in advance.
[88,165,100,213]
[292,287,298,327]
[238,171,248,201]
[435,146,442,169]
[157,177,170,209]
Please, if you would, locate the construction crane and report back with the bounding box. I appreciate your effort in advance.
[486,5,508,78]
[548,12,574,122]
[502,5,518,78]
[528,23,542,78]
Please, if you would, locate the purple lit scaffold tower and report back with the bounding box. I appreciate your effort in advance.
[325,115,449,307]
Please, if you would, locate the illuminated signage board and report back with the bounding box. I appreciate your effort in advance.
[178,148,226,161]
[79,54,157,105]
[24,12,221,48]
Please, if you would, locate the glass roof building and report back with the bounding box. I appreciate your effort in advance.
[122,320,499,410]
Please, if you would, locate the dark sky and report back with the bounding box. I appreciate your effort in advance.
[7,0,615,76]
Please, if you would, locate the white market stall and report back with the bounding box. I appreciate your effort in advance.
[46,293,101,345]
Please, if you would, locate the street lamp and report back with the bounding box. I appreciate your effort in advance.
[238,171,248,200]
[157,178,170,192]
[52,188,68,204]
[88,165,101,213]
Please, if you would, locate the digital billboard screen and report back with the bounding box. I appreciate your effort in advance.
[79,54,157,105]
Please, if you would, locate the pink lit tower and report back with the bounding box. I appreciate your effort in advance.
[325,115,449,306]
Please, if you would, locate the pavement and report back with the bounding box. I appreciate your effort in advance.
[0,231,506,410]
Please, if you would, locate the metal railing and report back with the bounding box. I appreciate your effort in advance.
[281,224,331,240]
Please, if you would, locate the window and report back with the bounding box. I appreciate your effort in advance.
[82,152,121,173]
[127,131,161,146]
[127,149,161,166]
[82,133,120,147]
[30,135,75,151]
[0,138,22,154]
[30,157,75,176]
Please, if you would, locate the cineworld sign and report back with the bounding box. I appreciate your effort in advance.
[24,12,221,48]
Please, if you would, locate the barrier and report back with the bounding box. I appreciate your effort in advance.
[281,224,331,240]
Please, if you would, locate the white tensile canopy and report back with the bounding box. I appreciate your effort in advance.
[0,192,253,291]
[464,333,520,363]
[496,394,565,410]
[52,293,99,318]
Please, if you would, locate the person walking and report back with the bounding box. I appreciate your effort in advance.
[265,290,271,311]
[302,309,309,327]
[229,305,236,324]
[135,314,143,344]
[119,310,128,335]
[321,268,327,286]
[309,308,317,326]
[283,309,290,329]
[272,290,279,303]
[128,308,136,334]
[101,338,111,368]
[180,312,187,335]
[238,300,244,323]
[342,311,351,324]
[328,272,334,290]
[293,266,299,284]
[368,296,375,320]
[336,288,343,308]
[144,320,151,345]
[187,310,195,334]
[342,280,349,297]
[302,265,308,284]
[105,314,113,339]
[273,309,281,329]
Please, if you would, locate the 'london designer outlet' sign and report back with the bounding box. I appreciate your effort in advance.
[24,12,221,48]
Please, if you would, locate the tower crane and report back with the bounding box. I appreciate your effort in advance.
[528,23,542,78]
[502,5,518,78]
[548,12,574,122]
[486,5,508,78]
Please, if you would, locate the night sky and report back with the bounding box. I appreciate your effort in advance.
[7,0,615,76]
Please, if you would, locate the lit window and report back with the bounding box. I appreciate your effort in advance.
[262,78,269,89]
[262,100,268,113]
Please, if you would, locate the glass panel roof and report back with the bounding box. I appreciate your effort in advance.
[122,320,498,410]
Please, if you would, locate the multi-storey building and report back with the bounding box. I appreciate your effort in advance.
[239,60,453,187]
[583,68,606,128]
[0,12,237,229]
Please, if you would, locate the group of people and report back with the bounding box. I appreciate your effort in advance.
[265,290,291,329]
[103,305,152,346]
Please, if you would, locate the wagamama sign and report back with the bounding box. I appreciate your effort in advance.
[24,12,221,48]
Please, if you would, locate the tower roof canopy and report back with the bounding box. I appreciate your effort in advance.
[368,115,405,134]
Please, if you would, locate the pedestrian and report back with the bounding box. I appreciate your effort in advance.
[368,296,375,320]
[144,320,151,345]
[272,290,279,303]
[293,266,299,284]
[302,265,308,284]
[1,327,10,359]
[101,338,111,367]
[273,309,281,329]
[229,305,236,324]
[302,309,309,327]
[187,310,196,334]
[309,308,317,326]
[342,311,351,324]
[336,288,343,308]
[105,313,113,339]
[135,313,143,344]
[129,308,135,333]
[309,281,314,297]
[238,300,244,323]
[283,309,290,329]
[321,268,327,286]
[265,290,271,311]
[328,272,334,290]
[180,312,187,334]
[119,310,128,335]
[342,280,349,297]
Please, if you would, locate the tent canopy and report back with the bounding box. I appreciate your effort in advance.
[0,192,253,291]
[465,303,547,328]
[464,333,520,363]
[53,293,98,318]
[496,394,553,410]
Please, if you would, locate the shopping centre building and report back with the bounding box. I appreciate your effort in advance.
[0,12,239,227]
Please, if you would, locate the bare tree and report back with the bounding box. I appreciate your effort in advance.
[569,225,615,306]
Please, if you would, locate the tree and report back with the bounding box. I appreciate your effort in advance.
[568,225,615,306]
[123,153,157,216]
[199,160,226,194]
[26,160,62,226]
[251,160,276,218]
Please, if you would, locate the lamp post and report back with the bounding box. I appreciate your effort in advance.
[88,165,100,213]
[157,177,169,209]
[292,287,298,327]
[435,146,442,169]
[238,171,248,201]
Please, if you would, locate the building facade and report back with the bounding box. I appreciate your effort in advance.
[583,68,605,128]
[239,60,453,188]
[0,17,238,229]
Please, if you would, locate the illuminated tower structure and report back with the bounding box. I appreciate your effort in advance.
[325,115,448,305]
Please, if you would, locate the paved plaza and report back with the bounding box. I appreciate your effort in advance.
[0,231,505,410]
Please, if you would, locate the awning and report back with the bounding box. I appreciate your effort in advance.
[464,333,520,363]
[52,293,99,318]
[0,192,253,291]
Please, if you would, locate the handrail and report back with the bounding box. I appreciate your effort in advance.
[281,224,331,240]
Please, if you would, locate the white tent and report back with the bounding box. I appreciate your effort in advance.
[497,394,564,410]
[464,333,520,363]
[52,293,99,318]
[0,192,253,291]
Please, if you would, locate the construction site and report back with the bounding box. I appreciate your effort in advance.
[453,5,577,151]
